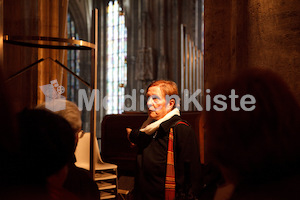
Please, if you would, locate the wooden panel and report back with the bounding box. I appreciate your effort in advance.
[3,0,39,112]
[3,0,69,112]
[37,0,68,104]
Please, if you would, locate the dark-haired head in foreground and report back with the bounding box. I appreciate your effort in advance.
[206,68,300,199]
[36,100,100,200]
[17,109,75,185]
[1,109,77,199]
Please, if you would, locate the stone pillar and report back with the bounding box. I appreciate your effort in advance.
[0,0,3,71]
[205,0,300,102]
[247,0,300,102]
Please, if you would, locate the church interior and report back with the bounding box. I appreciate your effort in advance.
[1,0,300,199]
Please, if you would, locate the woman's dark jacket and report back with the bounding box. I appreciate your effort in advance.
[129,115,202,200]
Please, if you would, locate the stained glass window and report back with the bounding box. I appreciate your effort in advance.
[106,0,127,114]
[67,12,80,102]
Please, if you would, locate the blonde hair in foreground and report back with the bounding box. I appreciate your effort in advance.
[36,99,82,132]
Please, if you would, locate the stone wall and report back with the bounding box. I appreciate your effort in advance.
[247,0,300,101]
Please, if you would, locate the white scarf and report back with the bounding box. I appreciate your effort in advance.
[140,108,180,135]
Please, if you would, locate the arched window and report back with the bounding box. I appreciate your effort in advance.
[106,0,127,114]
[67,12,80,102]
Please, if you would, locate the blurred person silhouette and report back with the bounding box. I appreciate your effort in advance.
[205,68,300,200]
[12,108,79,200]
[36,99,100,200]
[0,71,22,196]
[126,80,202,200]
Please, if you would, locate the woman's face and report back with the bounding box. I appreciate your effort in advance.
[146,86,171,120]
